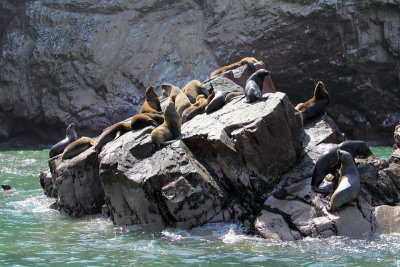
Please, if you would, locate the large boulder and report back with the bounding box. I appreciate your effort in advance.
[97,92,303,229]
[49,148,105,217]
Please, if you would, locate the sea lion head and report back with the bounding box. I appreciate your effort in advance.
[314,81,329,101]
[145,86,158,99]
[161,83,173,97]
[1,184,11,191]
[259,69,270,76]
[337,149,353,165]
[196,94,206,102]
[66,123,77,139]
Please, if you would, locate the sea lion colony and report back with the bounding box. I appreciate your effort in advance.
[49,57,371,213]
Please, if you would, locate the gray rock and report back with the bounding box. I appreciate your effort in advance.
[373,205,400,235]
[49,147,105,217]
[1,1,399,144]
[39,167,57,198]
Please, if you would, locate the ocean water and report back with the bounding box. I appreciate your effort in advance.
[0,145,398,266]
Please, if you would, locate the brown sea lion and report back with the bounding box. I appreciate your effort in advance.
[211,57,260,77]
[94,121,131,153]
[151,100,181,148]
[182,80,208,104]
[62,137,97,160]
[161,83,191,116]
[182,95,208,123]
[49,123,78,158]
[326,149,361,212]
[140,86,162,114]
[295,81,330,123]
[245,69,271,103]
[312,140,372,193]
[131,113,164,130]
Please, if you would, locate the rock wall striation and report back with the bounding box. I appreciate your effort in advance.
[1,0,399,144]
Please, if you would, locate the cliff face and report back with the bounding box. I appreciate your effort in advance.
[0,0,399,144]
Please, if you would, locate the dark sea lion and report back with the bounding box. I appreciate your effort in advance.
[131,113,164,130]
[245,69,271,103]
[151,100,181,148]
[326,149,361,212]
[140,86,162,114]
[205,91,245,114]
[62,137,97,160]
[312,140,372,193]
[49,123,78,158]
[182,95,208,123]
[94,121,131,153]
[205,91,225,114]
[161,83,191,116]
[182,80,208,104]
[2,184,11,191]
[211,57,260,77]
[295,81,330,123]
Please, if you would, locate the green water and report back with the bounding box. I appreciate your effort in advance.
[0,145,399,266]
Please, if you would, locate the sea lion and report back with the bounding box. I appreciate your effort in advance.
[182,94,208,123]
[49,123,78,158]
[62,137,97,160]
[182,80,208,104]
[312,140,372,193]
[205,91,245,114]
[295,81,330,123]
[2,184,11,191]
[140,86,162,114]
[245,69,271,103]
[131,113,164,130]
[151,100,181,148]
[94,121,131,153]
[211,57,260,77]
[326,149,361,212]
[161,83,191,116]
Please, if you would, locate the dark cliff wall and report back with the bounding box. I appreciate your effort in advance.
[0,0,399,144]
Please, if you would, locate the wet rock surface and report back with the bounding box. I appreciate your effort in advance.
[1,0,399,144]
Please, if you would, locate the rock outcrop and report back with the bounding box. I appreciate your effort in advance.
[48,147,105,217]
[97,92,302,229]
[254,121,400,240]
[1,0,399,144]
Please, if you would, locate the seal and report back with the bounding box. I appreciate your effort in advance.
[151,100,181,148]
[295,81,330,123]
[182,94,208,123]
[161,83,191,116]
[49,123,78,158]
[205,91,245,114]
[245,69,271,103]
[1,184,11,191]
[211,57,260,77]
[326,149,361,212]
[62,137,97,160]
[131,113,164,130]
[312,140,372,193]
[182,80,208,104]
[140,86,162,114]
[94,121,131,153]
